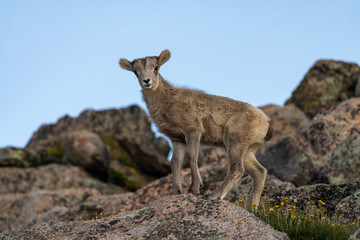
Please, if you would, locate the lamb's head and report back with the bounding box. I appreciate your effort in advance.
[119,49,171,90]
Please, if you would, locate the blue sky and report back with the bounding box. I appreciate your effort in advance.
[1,1,360,148]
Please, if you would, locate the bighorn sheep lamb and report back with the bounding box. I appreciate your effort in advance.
[119,49,272,206]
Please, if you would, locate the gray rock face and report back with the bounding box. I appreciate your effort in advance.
[8,195,289,240]
[0,147,61,168]
[24,105,171,190]
[286,60,360,118]
[335,190,360,223]
[267,179,360,217]
[258,98,360,186]
[349,227,360,240]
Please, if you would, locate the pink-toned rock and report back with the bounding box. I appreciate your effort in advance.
[8,194,289,240]
[0,188,101,233]
[64,130,109,180]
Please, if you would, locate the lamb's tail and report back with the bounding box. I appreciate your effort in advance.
[264,119,273,141]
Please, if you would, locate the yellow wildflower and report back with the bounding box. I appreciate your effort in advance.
[352,222,356,225]
[280,202,284,206]
[275,205,279,208]
[291,214,296,219]
[321,217,325,220]
[269,208,274,211]
[318,200,325,205]
[331,224,335,227]
[292,205,296,209]
[310,214,314,218]
[92,217,94,220]
[100,212,103,216]
[109,208,112,211]
[239,199,244,203]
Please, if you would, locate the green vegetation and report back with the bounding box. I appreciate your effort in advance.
[234,196,359,240]
[46,142,65,158]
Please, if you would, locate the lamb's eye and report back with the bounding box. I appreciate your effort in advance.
[154,66,158,71]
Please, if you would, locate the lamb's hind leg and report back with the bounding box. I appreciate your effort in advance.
[207,143,246,200]
[185,131,203,195]
[170,141,185,194]
[244,144,267,207]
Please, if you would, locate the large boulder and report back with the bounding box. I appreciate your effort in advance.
[0,163,123,195]
[285,60,360,118]
[25,105,171,190]
[258,98,360,186]
[63,130,110,181]
[258,104,310,153]
[7,194,289,240]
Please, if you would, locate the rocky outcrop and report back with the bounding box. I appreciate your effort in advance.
[2,59,360,239]
[8,195,289,240]
[258,104,310,153]
[24,105,171,190]
[0,147,62,168]
[0,188,101,233]
[258,98,360,186]
[0,164,123,195]
[285,60,360,118]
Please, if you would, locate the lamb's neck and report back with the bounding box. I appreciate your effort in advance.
[142,76,174,116]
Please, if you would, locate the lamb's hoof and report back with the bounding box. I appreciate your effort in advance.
[189,186,201,195]
[170,188,182,195]
[189,190,201,195]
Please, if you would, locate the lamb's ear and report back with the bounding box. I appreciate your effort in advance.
[158,49,171,66]
[119,58,132,71]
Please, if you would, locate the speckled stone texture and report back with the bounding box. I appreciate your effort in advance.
[285,60,360,118]
[7,194,289,240]
[257,98,360,186]
[24,105,171,190]
[267,179,360,220]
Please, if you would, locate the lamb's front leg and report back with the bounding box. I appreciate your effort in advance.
[185,131,203,195]
[170,141,185,194]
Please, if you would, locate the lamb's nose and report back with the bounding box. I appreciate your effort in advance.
[143,79,150,84]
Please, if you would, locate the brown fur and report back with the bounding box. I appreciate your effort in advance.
[119,49,271,206]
